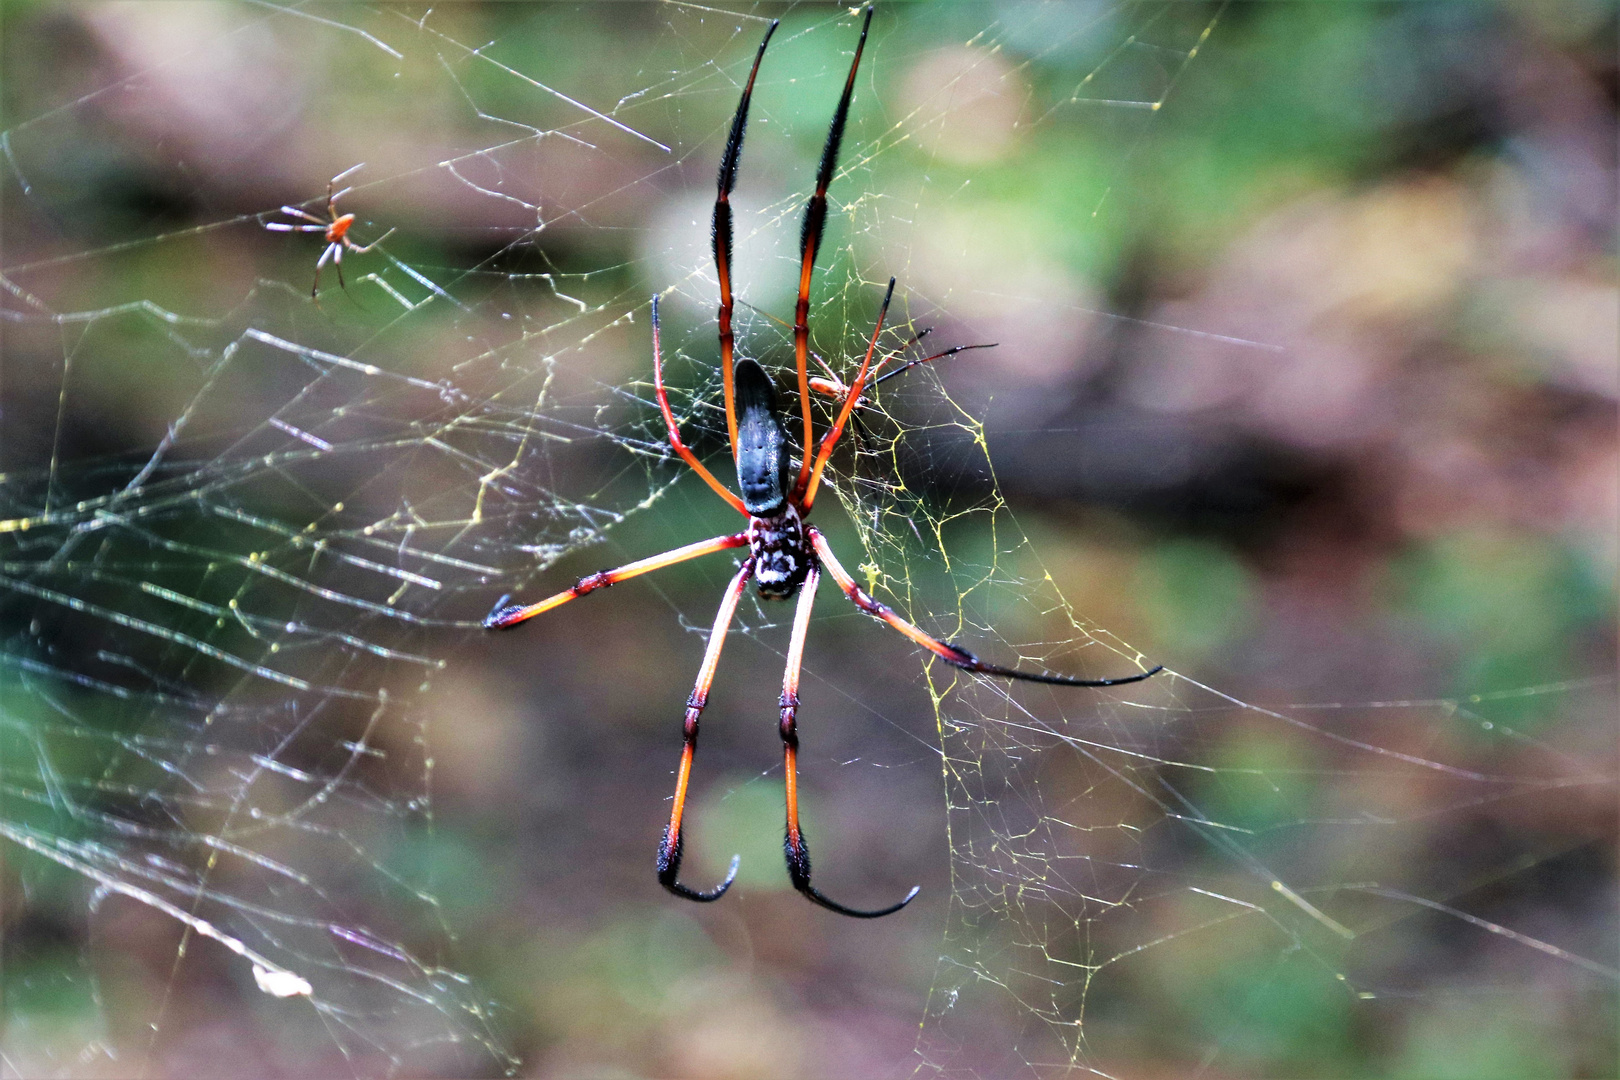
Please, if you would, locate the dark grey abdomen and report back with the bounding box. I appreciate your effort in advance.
[734,357,789,516]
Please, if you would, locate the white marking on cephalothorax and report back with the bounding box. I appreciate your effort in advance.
[748,504,810,599]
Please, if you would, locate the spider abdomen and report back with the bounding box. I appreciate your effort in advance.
[749,505,810,599]
[734,357,790,516]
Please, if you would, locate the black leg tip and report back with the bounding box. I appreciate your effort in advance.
[659,845,740,904]
[483,595,519,629]
[799,880,919,919]
[1106,664,1164,686]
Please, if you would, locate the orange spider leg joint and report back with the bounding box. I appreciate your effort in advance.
[656,560,751,902]
[483,532,747,629]
[798,277,895,511]
[652,295,749,516]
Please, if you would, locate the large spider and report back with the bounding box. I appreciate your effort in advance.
[487,8,1161,919]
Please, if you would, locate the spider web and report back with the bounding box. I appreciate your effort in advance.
[1,2,1615,1077]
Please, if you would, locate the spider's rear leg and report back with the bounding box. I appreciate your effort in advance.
[778,564,919,918]
[809,527,1162,688]
[656,559,751,903]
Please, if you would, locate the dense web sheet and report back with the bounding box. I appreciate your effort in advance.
[1,2,1614,1076]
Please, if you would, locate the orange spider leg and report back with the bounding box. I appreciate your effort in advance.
[791,5,874,499]
[779,563,919,917]
[652,295,749,516]
[806,325,943,401]
[483,531,747,629]
[807,376,844,399]
[798,277,894,513]
[809,528,1162,687]
[656,558,752,902]
[714,21,778,463]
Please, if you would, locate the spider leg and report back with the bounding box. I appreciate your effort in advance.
[484,531,748,629]
[276,207,328,225]
[651,295,749,516]
[799,277,895,512]
[331,161,366,187]
[344,227,395,254]
[848,339,998,448]
[808,528,1163,687]
[657,559,753,903]
[779,564,919,918]
[714,20,778,463]
[811,335,991,451]
[807,326,935,401]
[333,243,346,294]
[264,222,327,233]
[790,5,874,500]
[311,242,337,298]
[870,341,997,391]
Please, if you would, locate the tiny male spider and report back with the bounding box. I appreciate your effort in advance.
[265,164,394,299]
[487,8,1161,919]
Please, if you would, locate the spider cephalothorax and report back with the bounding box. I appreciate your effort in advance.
[486,7,1161,919]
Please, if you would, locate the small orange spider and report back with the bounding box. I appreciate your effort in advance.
[265,164,393,299]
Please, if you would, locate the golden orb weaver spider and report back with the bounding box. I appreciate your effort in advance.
[265,163,394,299]
[487,8,1161,918]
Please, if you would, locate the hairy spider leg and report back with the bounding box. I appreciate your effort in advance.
[808,341,1000,450]
[343,227,394,255]
[799,277,894,512]
[804,327,972,452]
[809,528,1163,687]
[651,295,749,516]
[483,531,748,629]
[806,325,928,399]
[267,207,328,229]
[324,223,394,301]
[790,5,875,499]
[729,299,923,394]
[323,242,343,297]
[779,564,920,917]
[871,340,998,392]
[714,20,778,463]
[656,559,752,902]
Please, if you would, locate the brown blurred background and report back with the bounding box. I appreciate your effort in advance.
[0,3,1614,1078]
